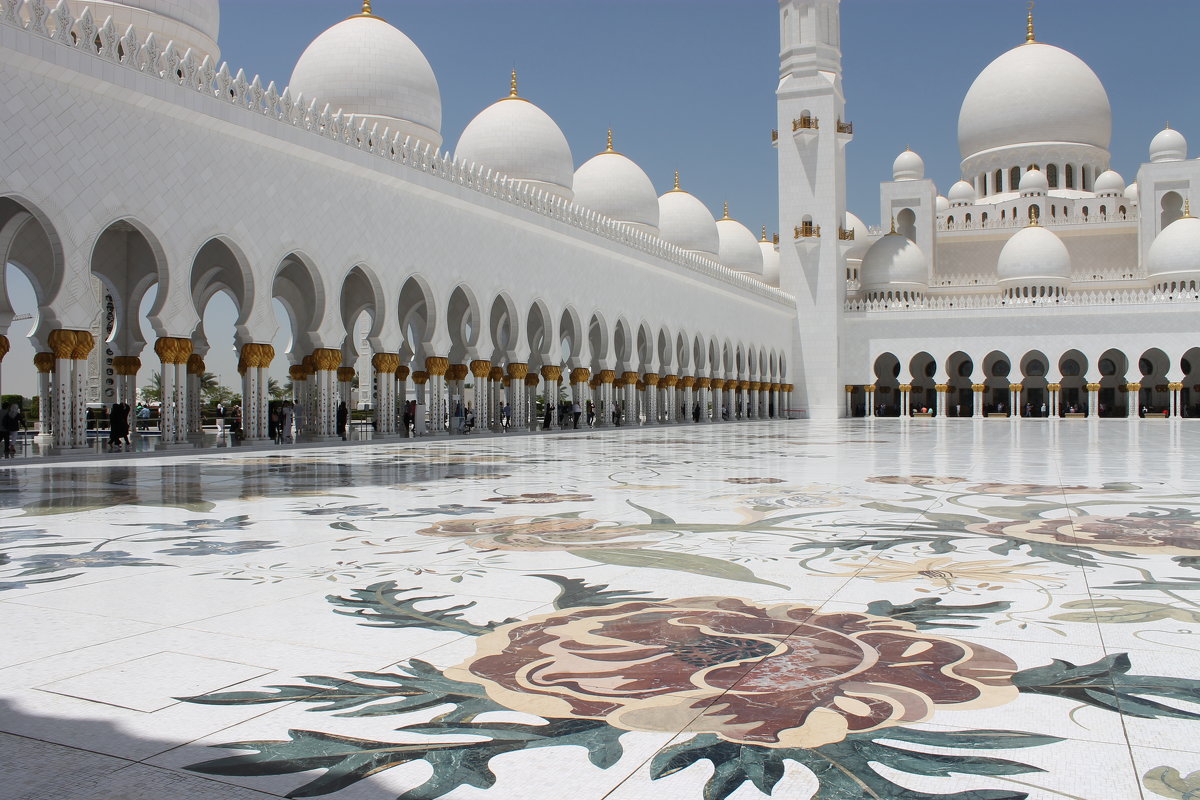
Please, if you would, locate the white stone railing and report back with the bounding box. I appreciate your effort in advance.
[0,0,796,307]
[937,209,1137,232]
[930,270,1143,287]
[845,286,1200,313]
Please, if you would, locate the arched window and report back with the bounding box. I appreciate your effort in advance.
[1081,166,1091,192]
[1065,164,1075,189]
[897,208,917,241]
[1000,209,1006,220]
[1119,205,1127,218]
[1082,206,1089,219]
[965,213,972,224]
[1029,205,1040,221]
[1010,166,1021,189]
[994,169,1004,192]
[1100,205,1107,218]
[1046,164,1058,188]
[947,215,954,226]
[981,212,988,226]
[1161,191,1184,230]
[1050,205,1057,217]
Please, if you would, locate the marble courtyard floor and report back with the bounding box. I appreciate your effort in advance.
[3,420,1200,800]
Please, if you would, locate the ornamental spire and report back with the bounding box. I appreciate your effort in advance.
[362,0,371,14]
[673,170,681,191]
[1026,1,1035,43]
[606,129,614,153]
[509,69,519,98]
[723,201,730,220]
[761,225,769,242]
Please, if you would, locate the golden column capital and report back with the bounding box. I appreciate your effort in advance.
[237,358,248,376]
[636,380,646,391]
[0,334,8,362]
[489,366,505,381]
[643,372,660,386]
[541,365,563,381]
[711,378,725,390]
[1169,381,1184,391]
[153,335,191,364]
[48,329,77,359]
[570,367,591,384]
[411,370,429,385]
[697,377,712,389]
[662,374,678,388]
[523,374,540,387]
[69,330,95,360]
[288,364,307,381]
[863,385,876,393]
[769,382,780,391]
[1086,383,1101,392]
[33,351,56,373]
[844,384,855,393]
[1126,382,1142,392]
[784,384,793,392]
[1007,383,1022,392]
[448,364,470,381]
[898,384,912,392]
[187,353,205,375]
[971,384,986,392]
[395,365,411,381]
[301,355,316,374]
[680,376,696,389]
[311,348,342,372]
[1046,383,1061,392]
[739,380,750,390]
[936,384,950,393]
[242,343,275,369]
[470,359,492,379]
[371,352,399,373]
[507,363,529,380]
[337,367,356,383]
[425,356,449,376]
[598,369,615,384]
[112,355,141,376]
[620,371,639,385]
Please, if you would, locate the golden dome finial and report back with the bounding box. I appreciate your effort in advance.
[761,225,769,242]
[1029,205,1041,226]
[889,216,897,234]
[362,0,371,14]
[1186,198,1193,218]
[1026,0,1035,42]
[673,170,680,191]
[606,129,614,153]
[723,201,730,220]
[510,69,519,98]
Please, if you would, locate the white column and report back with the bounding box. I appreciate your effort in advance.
[973,386,984,417]
[1128,384,1139,419]
[1087,384,1099,417]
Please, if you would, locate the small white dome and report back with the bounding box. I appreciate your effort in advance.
[892,149,925,181]
[573,135,659,234]
[455,74,573,200]
[1147,214,1200,289]
[759,233,780,287]
[936,195,950,213]
[860,232,928,293]
[1124,182,1140,204]
[948,180,977,206]
[844,211,871,260]
[715,206,764,275]
[657,179,719,258]
[1093,169,1125,196]
[1019,168,1049,196]
[997,224,1071,288]
[1150,126,1187,163]
[958,42,1111,160]
[289,12,442,147]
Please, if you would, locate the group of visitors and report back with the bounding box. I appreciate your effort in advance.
[106,403,132,450]
[1,403,25,456]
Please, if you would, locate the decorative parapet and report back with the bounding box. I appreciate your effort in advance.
[937,209,1138,232]
[0,0,794,307]
[838,227,855,241]
[846,286,1200,313]
[793,115,819,131]
[836,119,853,135]
[794,223,821,239]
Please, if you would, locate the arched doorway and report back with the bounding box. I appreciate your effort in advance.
[1096,348,1129,417]
[946,351,973,416]
[872,352,900,416]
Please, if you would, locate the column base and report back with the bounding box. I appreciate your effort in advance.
[34,433,54,446]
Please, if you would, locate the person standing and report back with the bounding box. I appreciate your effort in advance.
[1,403,22,456]
[108,402,129,450]
[336,401,349,440]
[571,400,582,429]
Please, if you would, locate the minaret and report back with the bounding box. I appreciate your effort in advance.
[777,0,850,419]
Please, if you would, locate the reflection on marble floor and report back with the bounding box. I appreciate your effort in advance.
[3,419,1200,799]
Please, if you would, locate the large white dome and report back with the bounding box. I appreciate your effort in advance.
[289,11,442,148]
[657,176,718,259]
[997,224,1071,289]
[715,205,764,275]
[958,42,1111,161]
[1147,215,1200,290]
[844,211,870,260]
[1149,126,1187,163]
[860,233,928,294]
[67,0,219,60]
[455,73,574,201]
[572,133,659,234]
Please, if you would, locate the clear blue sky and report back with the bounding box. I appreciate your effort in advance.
[6,0,1200,396]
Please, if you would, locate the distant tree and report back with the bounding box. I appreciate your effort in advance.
[203,384,237,407]
[268,377,289,401]
[142,371,163,403]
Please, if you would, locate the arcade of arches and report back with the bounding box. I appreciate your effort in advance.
[0,203,793,453]
[851,348,1200,419]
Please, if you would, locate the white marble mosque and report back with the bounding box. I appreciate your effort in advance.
[4,2,1200,799]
